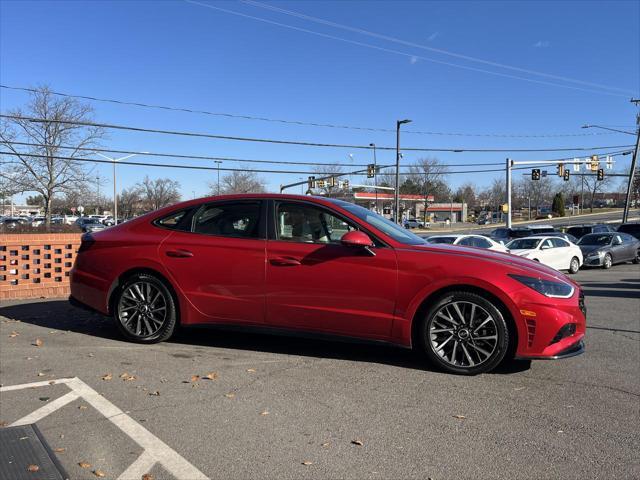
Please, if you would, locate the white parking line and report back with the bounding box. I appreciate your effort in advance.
[0,377,208,480]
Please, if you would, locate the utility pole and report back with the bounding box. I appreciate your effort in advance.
[370,143,378,212]
[395,119,411,223]
[506,158,512,228]
[96,174,100,215]
[623,99,640,223]
[214,160,222,195]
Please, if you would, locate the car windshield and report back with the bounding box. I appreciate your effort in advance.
[506,238,541,250]
[618,224,640,235]
[427,236,456,244]
[567,226,590,237]
[578,234,612,246]
[330,200,426,245]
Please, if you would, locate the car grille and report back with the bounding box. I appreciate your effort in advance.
[578,290,586,317]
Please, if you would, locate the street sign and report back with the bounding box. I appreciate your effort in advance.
[606,155,613,170]
[573,158,581,172]
[501,203,509,213]
[541,170,548,177]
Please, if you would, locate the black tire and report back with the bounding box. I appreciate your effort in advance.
[417,291,510,375]
[114,273,178,343]
[568,256,580,274]
[603,253,612,269]
[633,251,640,264]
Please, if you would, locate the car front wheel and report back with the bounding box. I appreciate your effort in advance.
[114,273,178,343]
[568,256,580,274]
[603,253,612,269]
[418,291,510,375]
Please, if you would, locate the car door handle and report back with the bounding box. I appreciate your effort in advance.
[269,256,301,266]
[166,249,194,258]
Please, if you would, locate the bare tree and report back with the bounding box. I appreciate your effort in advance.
[212,171,266,194]
[0,86,104,224]
[582,172,613,212]
[454,182,477,208]
[118,185,143,219]
[312,164,344,195]
[137,176,181,211]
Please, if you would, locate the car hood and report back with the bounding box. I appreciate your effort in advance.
[579,245,607,255]
[407,243,575,285]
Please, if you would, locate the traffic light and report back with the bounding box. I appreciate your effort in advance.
[307,176,316,189]
[328,176,336,187]
[563,170,570,181]
[367,164,376,178]
[316,179,326,188]
[556,163,564,177]
[531,169,541,181]
[590,155,599,172]
[597,169,605,181]
[341,179,350,189]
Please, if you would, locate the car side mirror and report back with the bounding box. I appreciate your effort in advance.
[541,244,551,250]
[341,230,374,248]
[613,238,622,245]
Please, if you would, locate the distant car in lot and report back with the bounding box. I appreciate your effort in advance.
[617,222,640,240]
[490,227,534,244]
[1,217,29,229]
[529,231,579,244]
[577,233,640,269]
[403,218,426,229]
[79,218,107,233]
[566,224,615,239]
[506,236,583,274]
[426,234,509,252]
[30,216,46,227]
[70,194,586,375]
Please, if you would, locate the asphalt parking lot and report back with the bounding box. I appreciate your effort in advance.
[1,265,638,479]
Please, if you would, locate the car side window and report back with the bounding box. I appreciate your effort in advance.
[551,238,569,248]
[614,234,623,244]
[475,237,492,248]
[154,209,191,231]
[457,237,474,246]
[542,239,554,249]
[192,202,262,238]
[276,203,355,244]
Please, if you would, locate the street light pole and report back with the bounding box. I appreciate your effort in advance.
[395,119,411,223]
[623,107,640,223]
[214,160,222,194]
[96,152,143,225]
[506,158,512,228]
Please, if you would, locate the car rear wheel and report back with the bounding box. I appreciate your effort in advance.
[568,256,580,274]
[418,291,510,375]
[114,273,177,343]
[633,250,640,264]
[603,253,612,269]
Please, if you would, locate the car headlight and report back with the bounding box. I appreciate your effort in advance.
[508,274,575,298]
[586,250,603,258]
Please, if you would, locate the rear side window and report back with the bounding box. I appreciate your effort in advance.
[474,237,492,248]
[192,202,262,238]
[618,224,640,237]
[154,210,190,231]
[551,238,569,248]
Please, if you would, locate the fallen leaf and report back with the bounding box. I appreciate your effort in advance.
[120,373,136,381]
[37,372,45,377]
[321,442,330,447]
[452,415,466,420]
[204,372,218,380]
[513,387,526,391]
[224,392,236,399]
[9,331,19,338]
[78,405,88,410]
[351,440,364,446]
[102,373,113,381]
[148,391,160,396]
[93,469,106,477]
[301,461,313,466]
[27,464,40,472]
[53,448,66,453]
[48,380,56,385]
[88,353,94,357]
[78,462,91,469]
[32,338,43,347]
[0,421,7,427]
[142,474,155,480]
[39,397,50,402]
[246,368,256,373]
[190,375,200,382]
[557,430,564,434]
[260,411,270,416]
[160,378,168,383]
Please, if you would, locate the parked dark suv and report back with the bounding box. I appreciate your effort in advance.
[617,223,640,240]
[566,224,615,239]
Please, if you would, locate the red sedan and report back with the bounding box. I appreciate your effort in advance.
[70,194,585,374]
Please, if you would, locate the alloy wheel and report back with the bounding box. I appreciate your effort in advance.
[117,281,168,338]
[603,254,612,269]
[428,301,499,368]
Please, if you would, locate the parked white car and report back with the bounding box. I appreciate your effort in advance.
[506,236,583,274]
[426,234,509,252]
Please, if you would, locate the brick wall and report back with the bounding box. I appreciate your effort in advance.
[0,233,82,301]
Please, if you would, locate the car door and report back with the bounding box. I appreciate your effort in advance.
[158,200,267,325]
[265,200,398,339]
[551,238,572,269]
[610,234,627,263]
[618,234,636,261]
[537,238,559,268]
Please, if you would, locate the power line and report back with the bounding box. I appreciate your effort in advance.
[1,114,634,153]
[0,84,621,138]
[2,140,524,167]
[185,0,630,98]
[0,151,533,175]
[242,0,635,96]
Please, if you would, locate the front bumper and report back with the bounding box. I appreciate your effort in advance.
[517,339,585,360]
[583,255,604,266]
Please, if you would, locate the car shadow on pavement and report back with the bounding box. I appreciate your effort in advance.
[0,299,532,375]
[581,288,640,299]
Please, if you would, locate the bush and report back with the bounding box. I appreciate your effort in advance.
[0,223,82,234]
[551,193,566,217]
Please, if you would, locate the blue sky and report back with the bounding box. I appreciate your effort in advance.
[1,0,638,203]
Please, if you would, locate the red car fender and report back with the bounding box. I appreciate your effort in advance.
[393,275,523,349]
